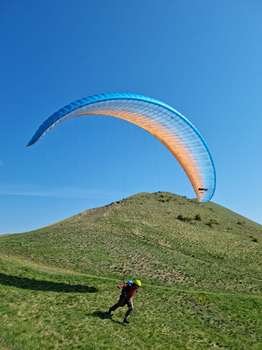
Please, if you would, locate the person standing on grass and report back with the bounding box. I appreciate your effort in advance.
[107,279,142,324]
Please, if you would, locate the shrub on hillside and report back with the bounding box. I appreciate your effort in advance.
[176,215,192,223]
[195,214,201,221]
[206,219,219,228]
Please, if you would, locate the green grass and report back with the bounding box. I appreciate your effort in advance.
[0,192,261,349]
[0,256,261,350]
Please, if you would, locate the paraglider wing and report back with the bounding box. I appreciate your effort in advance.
[27,92,216,202]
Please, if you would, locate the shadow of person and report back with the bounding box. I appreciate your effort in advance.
[92,311,112,319]
[90,311,125,326]
[0,272,98,293]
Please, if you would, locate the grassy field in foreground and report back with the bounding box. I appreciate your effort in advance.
[0,256,261,350]
[0,192,261,349]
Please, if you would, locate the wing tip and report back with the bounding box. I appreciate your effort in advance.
[26,137,36,147]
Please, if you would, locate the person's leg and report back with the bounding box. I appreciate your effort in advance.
[108,301,121,313]
[123,299,133,323]
[108,296,125,314]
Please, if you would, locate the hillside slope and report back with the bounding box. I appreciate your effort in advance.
[1,192,261,294]
[0,192,262,350]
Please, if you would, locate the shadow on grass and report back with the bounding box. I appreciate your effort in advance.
[0,272,98,293]
[90,311,125,326]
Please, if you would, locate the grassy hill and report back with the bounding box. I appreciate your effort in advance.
[0,192,261,349]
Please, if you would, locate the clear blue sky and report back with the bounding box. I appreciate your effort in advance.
[0,0,261,233]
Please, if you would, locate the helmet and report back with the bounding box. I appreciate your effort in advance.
[133,279,142,287]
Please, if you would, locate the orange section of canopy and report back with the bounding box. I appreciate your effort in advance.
[78,109,204,200]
